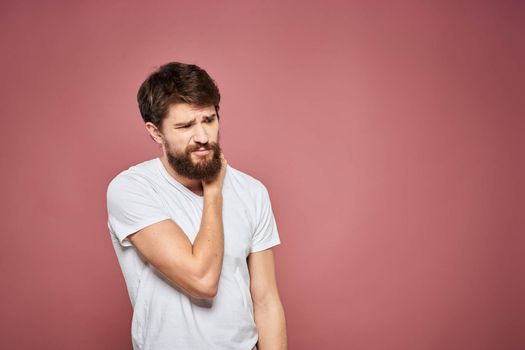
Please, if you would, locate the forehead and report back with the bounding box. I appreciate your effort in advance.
[165,103,216,123]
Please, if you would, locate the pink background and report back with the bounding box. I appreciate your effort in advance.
[1,1,523,349]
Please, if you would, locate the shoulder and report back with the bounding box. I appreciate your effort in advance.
[107,158,160,199]
[225,164,272,206]
[226,164,268,194]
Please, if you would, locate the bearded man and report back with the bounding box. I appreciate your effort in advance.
[106,62,287,350]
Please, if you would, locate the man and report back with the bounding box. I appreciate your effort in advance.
[106,62,287,350]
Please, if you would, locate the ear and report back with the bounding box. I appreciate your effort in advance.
[145,122,164,144]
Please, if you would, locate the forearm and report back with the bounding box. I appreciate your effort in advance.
[192,191,224,290]
[254,297,288,350]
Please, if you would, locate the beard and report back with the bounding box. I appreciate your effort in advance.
[165,141,223,181]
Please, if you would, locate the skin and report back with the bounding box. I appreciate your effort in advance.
[249,250,288,349]
[132,103,287,349]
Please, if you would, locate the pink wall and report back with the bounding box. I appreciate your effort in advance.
[1,1,523,349]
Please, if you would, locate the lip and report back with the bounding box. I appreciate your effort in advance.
[192,149,210,156]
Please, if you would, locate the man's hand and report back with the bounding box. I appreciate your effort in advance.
[202,154,227,196]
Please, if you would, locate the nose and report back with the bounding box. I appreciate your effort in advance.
[193,122,209,145]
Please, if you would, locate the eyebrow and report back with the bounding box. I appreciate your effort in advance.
[174,114,216,127]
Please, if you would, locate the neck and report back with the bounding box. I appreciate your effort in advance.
[159,155,204,196]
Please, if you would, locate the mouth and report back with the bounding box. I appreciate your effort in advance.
[192,148,211,157]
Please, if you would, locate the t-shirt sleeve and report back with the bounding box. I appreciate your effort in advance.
[251,182,281,253]
[106,174,171,247]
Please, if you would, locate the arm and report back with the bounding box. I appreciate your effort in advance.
[248,249,287,350]
[127,158,227,299]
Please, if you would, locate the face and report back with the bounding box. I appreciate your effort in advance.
[159,104,222,181]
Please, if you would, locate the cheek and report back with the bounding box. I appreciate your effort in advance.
[164,136,187,153]
[209,127,220,142]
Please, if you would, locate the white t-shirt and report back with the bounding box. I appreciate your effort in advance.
[106,157,280,350]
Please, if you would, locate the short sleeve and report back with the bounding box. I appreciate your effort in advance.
[251,182,281,253]
[106,174,171,247]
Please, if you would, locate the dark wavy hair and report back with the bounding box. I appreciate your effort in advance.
[137,62,221,131]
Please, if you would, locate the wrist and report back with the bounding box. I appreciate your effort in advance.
[203,188,223,200]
